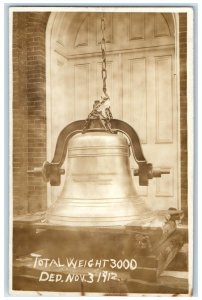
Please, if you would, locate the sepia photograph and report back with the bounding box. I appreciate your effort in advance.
[10,6,193,296]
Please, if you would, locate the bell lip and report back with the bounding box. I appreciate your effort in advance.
[45,208,156,227]
[45,213,155,227]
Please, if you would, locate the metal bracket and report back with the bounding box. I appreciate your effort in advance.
[110,119,170,186]
[27,120,85,186]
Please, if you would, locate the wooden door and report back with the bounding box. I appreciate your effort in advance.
[122,49,178,209]
[47,12,180,210]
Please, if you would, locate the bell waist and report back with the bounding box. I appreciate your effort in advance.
[68,145,129,157]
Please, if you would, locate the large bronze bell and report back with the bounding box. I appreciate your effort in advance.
[30,107,170,227]
[46,130,152,226]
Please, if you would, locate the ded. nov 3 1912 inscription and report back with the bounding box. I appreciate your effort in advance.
[32,254,137,283]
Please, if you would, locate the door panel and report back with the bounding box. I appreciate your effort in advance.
[123,57,147,144]
[155,55,173,143]
[74,63,90,120]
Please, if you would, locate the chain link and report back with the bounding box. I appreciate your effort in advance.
[100,16,109,100]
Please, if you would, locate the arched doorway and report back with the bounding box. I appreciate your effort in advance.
[46,11,180,211]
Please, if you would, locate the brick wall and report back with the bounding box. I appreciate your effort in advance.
[179,13,188,220]
[13,13,28,214]
[13,12,50,215]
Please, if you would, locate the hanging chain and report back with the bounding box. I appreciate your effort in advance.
[82,14,113,133]
[100,15,109,101]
